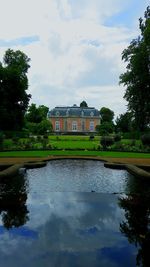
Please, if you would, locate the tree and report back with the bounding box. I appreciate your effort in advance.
[80,101,88,107]
[37,119,53,135]
[0,49,31,131]
[96,122,114,135]
[119,194,150,266]
[25,104,42,123]
[25,104,49,123]
[25,104,52,134]
[119,6,150,131]
[38,105,49,120]
[100,107,114,124]
[115,112,132,133]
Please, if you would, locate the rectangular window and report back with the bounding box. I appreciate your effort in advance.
[55,121,60,131]
[72,121,77,131]
[82,120,85,131]
[90,121,94,131]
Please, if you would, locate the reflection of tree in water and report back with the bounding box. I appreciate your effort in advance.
[119,193,150,267]
[0,172,29,229]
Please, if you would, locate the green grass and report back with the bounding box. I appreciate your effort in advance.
[48,135,100,141]
[0,150,149,158]
[51,140,98,149]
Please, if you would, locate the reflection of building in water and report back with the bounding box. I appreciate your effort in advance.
[0,173,29,229]
[119,194,150,267]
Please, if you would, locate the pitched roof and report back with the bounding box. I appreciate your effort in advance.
[48,105,100,117]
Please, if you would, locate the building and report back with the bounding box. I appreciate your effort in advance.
[47,104,100,134]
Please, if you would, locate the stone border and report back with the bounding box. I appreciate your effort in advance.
[0,156,150,180]
[104,162,150,179]
[0,161,47,179]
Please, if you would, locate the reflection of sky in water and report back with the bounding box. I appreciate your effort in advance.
[0,160,137,267]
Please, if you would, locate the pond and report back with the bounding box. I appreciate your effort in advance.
[0,159,150,267]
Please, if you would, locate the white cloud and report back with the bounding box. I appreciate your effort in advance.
[0,0,145,116]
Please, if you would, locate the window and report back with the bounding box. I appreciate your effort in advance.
[82,120,85,131]
[90,121,94,131]
[81,110,84,117]
[55,121,60,131]
[72,121,77,131]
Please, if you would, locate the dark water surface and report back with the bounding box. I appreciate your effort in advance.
[0,159,150,267]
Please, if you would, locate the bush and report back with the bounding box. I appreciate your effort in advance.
[0,131,4,150]
[114,134,121,142]
[89,134,94,141]
[122,131,141,139]
[141,134,150,146]
[4,130,29,138]
[3,139,14,150]
[100,136,114,150]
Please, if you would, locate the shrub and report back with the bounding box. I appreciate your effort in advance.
[141,134,150,146]
[0,132,4,150]
[122,131,141,139]
[89,134,94,141]
[100,136,114,150]
[3,139,14,150]
[114,134,121,142]
[12,136,19,145]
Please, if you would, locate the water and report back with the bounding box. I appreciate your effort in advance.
[0,159,150,267]
[27,160,135,194]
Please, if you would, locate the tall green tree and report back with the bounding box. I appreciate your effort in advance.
[96,107,114,135]
[115,112,132,133]
[119,6,150,131]
[0,49,31,131]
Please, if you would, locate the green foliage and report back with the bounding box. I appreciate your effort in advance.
[100,107,114,123]
[25,104,42,123]
[141,133,150,146]
[122,131,141,139]
[96,122,114,135]
[37,120,53,135]
[114,134,121,142]
[119,6,150,131]
[100,136,114,150]
[89,134,95,140]
[80,101,88,107]
[25,119,53,135]
[25,104,51,135]
[115,112,132,133]
[0,49,31,131]
[25,103,49,123]
[0,131,4,150]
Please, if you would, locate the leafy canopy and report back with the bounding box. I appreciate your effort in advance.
[0,49,31,131]
[119,6,150,131]
[100,107,114,123]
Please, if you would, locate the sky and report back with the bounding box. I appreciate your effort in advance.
[0,0,149,117]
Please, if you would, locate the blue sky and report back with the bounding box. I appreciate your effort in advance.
[0,0,149,117]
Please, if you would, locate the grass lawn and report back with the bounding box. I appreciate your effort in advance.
[51,140,98,149]
[0,150,149,158]
[48,135,100,141]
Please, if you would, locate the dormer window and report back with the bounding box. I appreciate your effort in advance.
[56,111,60,116]
[90,111,94,117]
[81,110,84,116]
[66,109,69,116]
